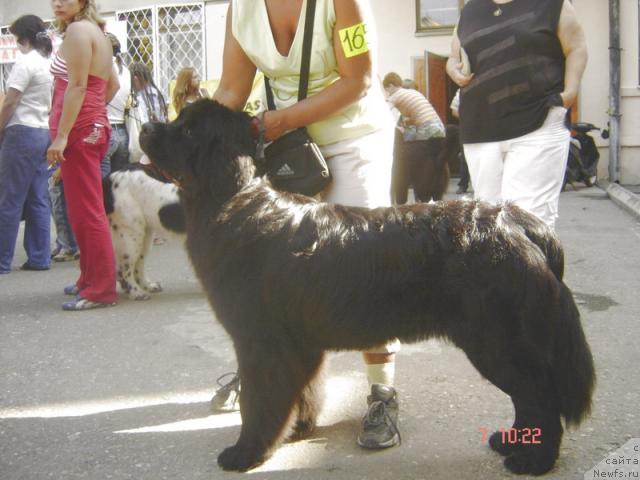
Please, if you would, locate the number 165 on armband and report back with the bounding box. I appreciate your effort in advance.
[339,23,369,58]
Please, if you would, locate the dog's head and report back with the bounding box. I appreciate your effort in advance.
[139,100,257,199]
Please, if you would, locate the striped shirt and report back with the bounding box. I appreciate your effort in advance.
[387,88,443,128]
[49,53,68,81]
[48,53,109,132]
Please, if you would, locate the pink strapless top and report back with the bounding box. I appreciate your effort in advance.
[49,53,110,134]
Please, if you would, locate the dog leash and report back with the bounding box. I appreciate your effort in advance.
[251,116,268,175]
[253,116,266,160]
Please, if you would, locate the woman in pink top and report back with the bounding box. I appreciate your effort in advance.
[47,0,120,310]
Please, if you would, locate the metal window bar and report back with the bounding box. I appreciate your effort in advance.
[157,3,205,97]
[116,7,155,77]
[116,3,205,99]
[0,25,16,92]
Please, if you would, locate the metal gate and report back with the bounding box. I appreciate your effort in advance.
[116,3,205,98]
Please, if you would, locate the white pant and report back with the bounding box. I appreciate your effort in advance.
[319,128,400,355]
[463,106,570,227]
[319,128,394,209]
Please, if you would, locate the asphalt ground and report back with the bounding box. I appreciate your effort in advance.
[1,182,639,480]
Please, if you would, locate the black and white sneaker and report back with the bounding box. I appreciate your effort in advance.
[357,384,401,449]
[210,372,241,412]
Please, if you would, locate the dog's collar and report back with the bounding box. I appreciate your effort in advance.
[145,162,184,190]
[251,116,267,176]
[164,171,185,190]
[251,116,266,161]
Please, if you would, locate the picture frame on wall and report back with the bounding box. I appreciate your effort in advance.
[415,0,466,34]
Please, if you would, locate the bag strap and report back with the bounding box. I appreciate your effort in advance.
[297,0,316,101]
[265,0,317,110]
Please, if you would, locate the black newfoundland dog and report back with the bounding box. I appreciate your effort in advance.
[140,100,595,475]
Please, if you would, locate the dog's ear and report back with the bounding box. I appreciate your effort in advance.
[190,104,257,198]
[158,202,186,233]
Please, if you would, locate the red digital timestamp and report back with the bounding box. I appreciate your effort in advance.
[479,427,542,444]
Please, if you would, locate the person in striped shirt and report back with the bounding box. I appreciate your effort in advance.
[382,72,444,142]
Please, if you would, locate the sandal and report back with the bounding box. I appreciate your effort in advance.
[52,249,79,262]
[63,284,80,296]
[62,296,116,311]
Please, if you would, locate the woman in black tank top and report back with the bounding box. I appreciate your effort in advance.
[446,0,587,228]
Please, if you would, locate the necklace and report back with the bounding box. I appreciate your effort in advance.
[492,0,512,17]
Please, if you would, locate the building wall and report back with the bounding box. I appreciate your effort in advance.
[573,0,640,184]
[369,0,452,78]
[618,0,640,184]
[2,0,638,183]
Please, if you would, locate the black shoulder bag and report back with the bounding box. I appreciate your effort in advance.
[263,0,331,196]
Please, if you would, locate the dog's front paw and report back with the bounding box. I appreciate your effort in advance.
[143,281,162,293]
[128,290,151,301]
[288,418,316,441]
[217,445,266,472]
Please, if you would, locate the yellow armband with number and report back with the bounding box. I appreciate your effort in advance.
[339,23,369,58]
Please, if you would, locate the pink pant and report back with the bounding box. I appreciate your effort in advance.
[60,124,117,303]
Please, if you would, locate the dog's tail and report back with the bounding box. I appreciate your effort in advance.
[552,282,596,427]
[102,174,115,215]
[504,204,565,280]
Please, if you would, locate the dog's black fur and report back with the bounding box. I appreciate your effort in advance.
[391,124,459,204]
[140,100,595,475]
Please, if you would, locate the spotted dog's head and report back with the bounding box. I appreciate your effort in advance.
[139,100,258,199]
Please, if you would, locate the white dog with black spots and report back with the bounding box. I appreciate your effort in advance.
[103,165,184,300]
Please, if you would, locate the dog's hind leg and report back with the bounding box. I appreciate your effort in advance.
[217,336,323,472]
[136,228,162,294]
[502,397,563,475]
[454,304,563,475]
[466,351,562,474]
[112,229,134,296]
[114,227,150,300]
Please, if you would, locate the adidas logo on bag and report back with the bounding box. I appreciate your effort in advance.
[276,164,295,177]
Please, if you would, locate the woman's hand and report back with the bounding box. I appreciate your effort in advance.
[558,0,587,110]
[446,33,474,88]
[47,135,68,166]
[446,57,474,88]
[261,110,288,142]
[559,90,577,109]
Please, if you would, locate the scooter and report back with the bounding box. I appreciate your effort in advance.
[563,122,606,190]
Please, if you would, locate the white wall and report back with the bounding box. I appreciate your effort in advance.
[574,0,639,183]
[2,0,48,22]
[618,0,640,184]
[369,0,452,79]
[204,1,227,81]
[2,0,638,183]
[0,0,448,81]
